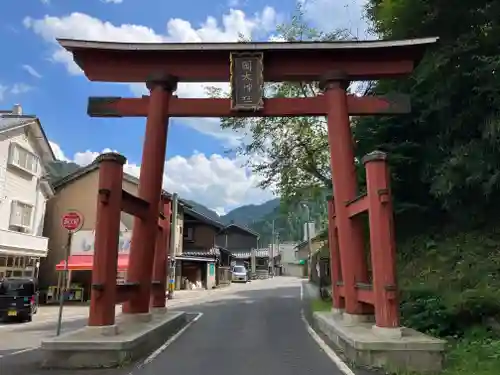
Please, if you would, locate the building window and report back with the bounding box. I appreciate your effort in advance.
[183,227,194,242]
[8,143,38,175]
[9,200,34,231]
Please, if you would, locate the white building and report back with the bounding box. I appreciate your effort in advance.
[0,105,55,279]
[303,222,316,242]
[279,242,303,277]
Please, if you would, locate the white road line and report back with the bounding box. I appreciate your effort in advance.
[300,281,355,375]
[301,311,355,375]
[129,312,203,375]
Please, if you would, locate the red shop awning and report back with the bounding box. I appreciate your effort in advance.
[55,254,129,271]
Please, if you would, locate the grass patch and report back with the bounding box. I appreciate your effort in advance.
[311,298,331,312]
[441,328,500,375]
[397,228,500,374]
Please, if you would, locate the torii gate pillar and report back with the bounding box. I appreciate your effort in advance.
[321,71,371,318]
[123,74,177,315]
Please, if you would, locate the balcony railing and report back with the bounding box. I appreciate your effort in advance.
[0,229,49,257]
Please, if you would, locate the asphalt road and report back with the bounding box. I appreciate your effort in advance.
[0,277,349,375]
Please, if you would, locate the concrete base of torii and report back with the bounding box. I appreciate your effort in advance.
[40,310,188,369]
[313,310,446,374]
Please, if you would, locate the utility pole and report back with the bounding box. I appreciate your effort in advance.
[275,231,280,276]
[301,203,312,280]
[269,219,275,277]
[168,193,178,298]
[251,247,256,279]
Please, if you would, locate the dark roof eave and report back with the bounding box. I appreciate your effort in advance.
[184,207,225,229]
[52,163,176,201]
[58,37,439,54]
[224,223,259,238]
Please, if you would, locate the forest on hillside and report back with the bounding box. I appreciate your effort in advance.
[211,1,500,374]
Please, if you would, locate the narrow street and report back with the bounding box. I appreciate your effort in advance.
[0,278,348,375]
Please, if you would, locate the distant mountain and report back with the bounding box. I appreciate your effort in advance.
[221,198,280,225]
[248,193,330,247]
[46,160,80,183]
[183,198,281,227]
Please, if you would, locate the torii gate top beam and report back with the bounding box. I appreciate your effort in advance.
[57,37,438,83]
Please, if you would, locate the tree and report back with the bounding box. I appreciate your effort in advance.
[207,5,354,206]
[355,0,500,227]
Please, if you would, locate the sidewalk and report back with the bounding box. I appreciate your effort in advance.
[2,285,235,329]
[1,279,277,331]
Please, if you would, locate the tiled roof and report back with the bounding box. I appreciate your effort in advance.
[182,246,231,258]
[0,115,33,131]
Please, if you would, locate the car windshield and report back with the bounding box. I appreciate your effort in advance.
[0,281,33,296]
[233,266,246,273]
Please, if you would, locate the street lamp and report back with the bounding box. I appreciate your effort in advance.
[301,203,312,280]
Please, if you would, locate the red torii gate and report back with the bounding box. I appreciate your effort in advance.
[88,152,172,326]
[58,37,437,333]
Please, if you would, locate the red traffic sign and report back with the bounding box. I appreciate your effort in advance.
[61,211,84,232]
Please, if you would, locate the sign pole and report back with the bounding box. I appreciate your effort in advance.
[56,210,84,336]
[56,231,72,336]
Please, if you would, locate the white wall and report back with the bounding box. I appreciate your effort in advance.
[279,243,298,263]
[282,263,303,278]
[303,222,316,242]
[0,128,49,237]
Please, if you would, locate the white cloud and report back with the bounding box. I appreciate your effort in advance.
[300,0,371,39]
[0,82,34,101]
[23,9,278,79]
[24,8,279,145]
[103,0,123,3]
[10,83,34,95]
[49,142,275,212]
[22,64,42,78]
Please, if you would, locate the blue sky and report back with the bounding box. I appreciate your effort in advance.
[0,0,367,214]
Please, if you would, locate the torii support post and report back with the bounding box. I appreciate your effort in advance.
[151,197,172,309]
[124,74,177,315]
[321,71,371,319]
[363,151,400,330]
[88,152,126,327]
[326,197,344,312]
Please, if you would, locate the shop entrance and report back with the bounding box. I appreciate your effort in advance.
[0,255,39,279]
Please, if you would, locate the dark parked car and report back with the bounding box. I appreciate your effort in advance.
[0,278,39,322]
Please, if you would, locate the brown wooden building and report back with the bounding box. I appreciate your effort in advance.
[216,223,259,254]
[176,207,233,289]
